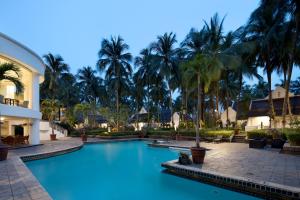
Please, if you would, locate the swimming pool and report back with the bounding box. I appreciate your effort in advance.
[26,141,260,200]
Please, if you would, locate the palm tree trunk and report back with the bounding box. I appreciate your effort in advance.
[235,73,243,125]
[225,71,230,127]
[282,63,291,128]
[201,84,205,124]
[267,67,275,128]
[195,73,202,148]
[169,89,173,127]
[116,90,119,131]
[215,82,220,119]
[185,88,188,130]
[147,82,150,127]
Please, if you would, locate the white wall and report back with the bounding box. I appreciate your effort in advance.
[40,121,67,141]
[265,86,294,99]
[220,107,237,126]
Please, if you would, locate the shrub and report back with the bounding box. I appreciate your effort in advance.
[283,129,300,146]
[247,129,271,139]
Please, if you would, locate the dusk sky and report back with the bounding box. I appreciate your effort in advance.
[2,0,298,87]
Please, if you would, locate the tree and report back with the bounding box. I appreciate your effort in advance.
[42,53,69,100]
[245,0,285,127]
[0,63,24,94]
[97,36,132,131]
[181,54,221,147]
[152,32,179,127]
[41,99,59,135]
[134,48,156,125]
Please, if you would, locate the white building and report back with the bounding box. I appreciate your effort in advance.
[0,33,45,144]
[220,106,237,127]
[245,86,299,131]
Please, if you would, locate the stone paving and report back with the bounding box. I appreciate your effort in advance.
[152,140,300,188]
[0,138,83,200]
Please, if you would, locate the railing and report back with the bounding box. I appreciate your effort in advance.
[0,97,29,108]
[50,122,68,136]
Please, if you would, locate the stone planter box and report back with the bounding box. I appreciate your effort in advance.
[248,139,266,149]
[281,143,300,155]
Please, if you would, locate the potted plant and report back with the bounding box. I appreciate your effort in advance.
[182,55,207,164]
[41,99,60,141]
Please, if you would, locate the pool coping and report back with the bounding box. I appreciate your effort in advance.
[162,159,300,200]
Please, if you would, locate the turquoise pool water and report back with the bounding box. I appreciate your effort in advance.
[26,141,260,200]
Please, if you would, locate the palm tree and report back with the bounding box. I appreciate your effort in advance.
[152,32,179,127]
[77,66,106,127]
[58,73,80,108]
[181,28,208,121]
[204,13,226,120]
[181,54,221,147]
[0,63,24,94]
[132,73,145,129]
[278,0,300,127]
[97,36,132,131]
[43,53,69,100]
[245,0,285,127]
[135,48,156,124]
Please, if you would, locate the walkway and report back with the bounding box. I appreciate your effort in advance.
[0,138,83,200]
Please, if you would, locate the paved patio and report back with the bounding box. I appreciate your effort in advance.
[152,140,300,188]
[0,138,83,200]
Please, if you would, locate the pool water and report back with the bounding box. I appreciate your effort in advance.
[26,141,260,200]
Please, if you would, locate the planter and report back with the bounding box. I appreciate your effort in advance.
[81,134,87,142]
[249,138,266,148]
[271,138,285,149]
[0,144,9,161]
[234,129,240,135]
[289,141,300,146]
[190,147,206,164]
[50,134,57,141]
[176,134,181,141]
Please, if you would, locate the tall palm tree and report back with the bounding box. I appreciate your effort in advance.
[58,73,80,108]
[181,53,222,147]
[43,53,69,100]
[152,32,179,127]
[134,48,156,124]
[279,0,300,127]
[0,63,24,94]
[204,13,226,120]
[132,73,145,129]
[97,36,132,131]
[181,28,208,119]
[245,0,285,127]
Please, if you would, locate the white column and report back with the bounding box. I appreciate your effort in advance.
[31,73,40,111]
[30,119,40,144]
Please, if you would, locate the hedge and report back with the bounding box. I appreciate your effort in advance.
[246,129,271,139]
[147,129,233,138]
[283,129,300,146]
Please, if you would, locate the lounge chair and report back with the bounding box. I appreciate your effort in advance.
[213,135,223,143]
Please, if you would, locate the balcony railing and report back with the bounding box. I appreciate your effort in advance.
[0,95,29,108]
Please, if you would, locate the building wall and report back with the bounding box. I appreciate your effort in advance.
[265,86,294,99]
[220,107,237,126]
[0,33,45,144]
